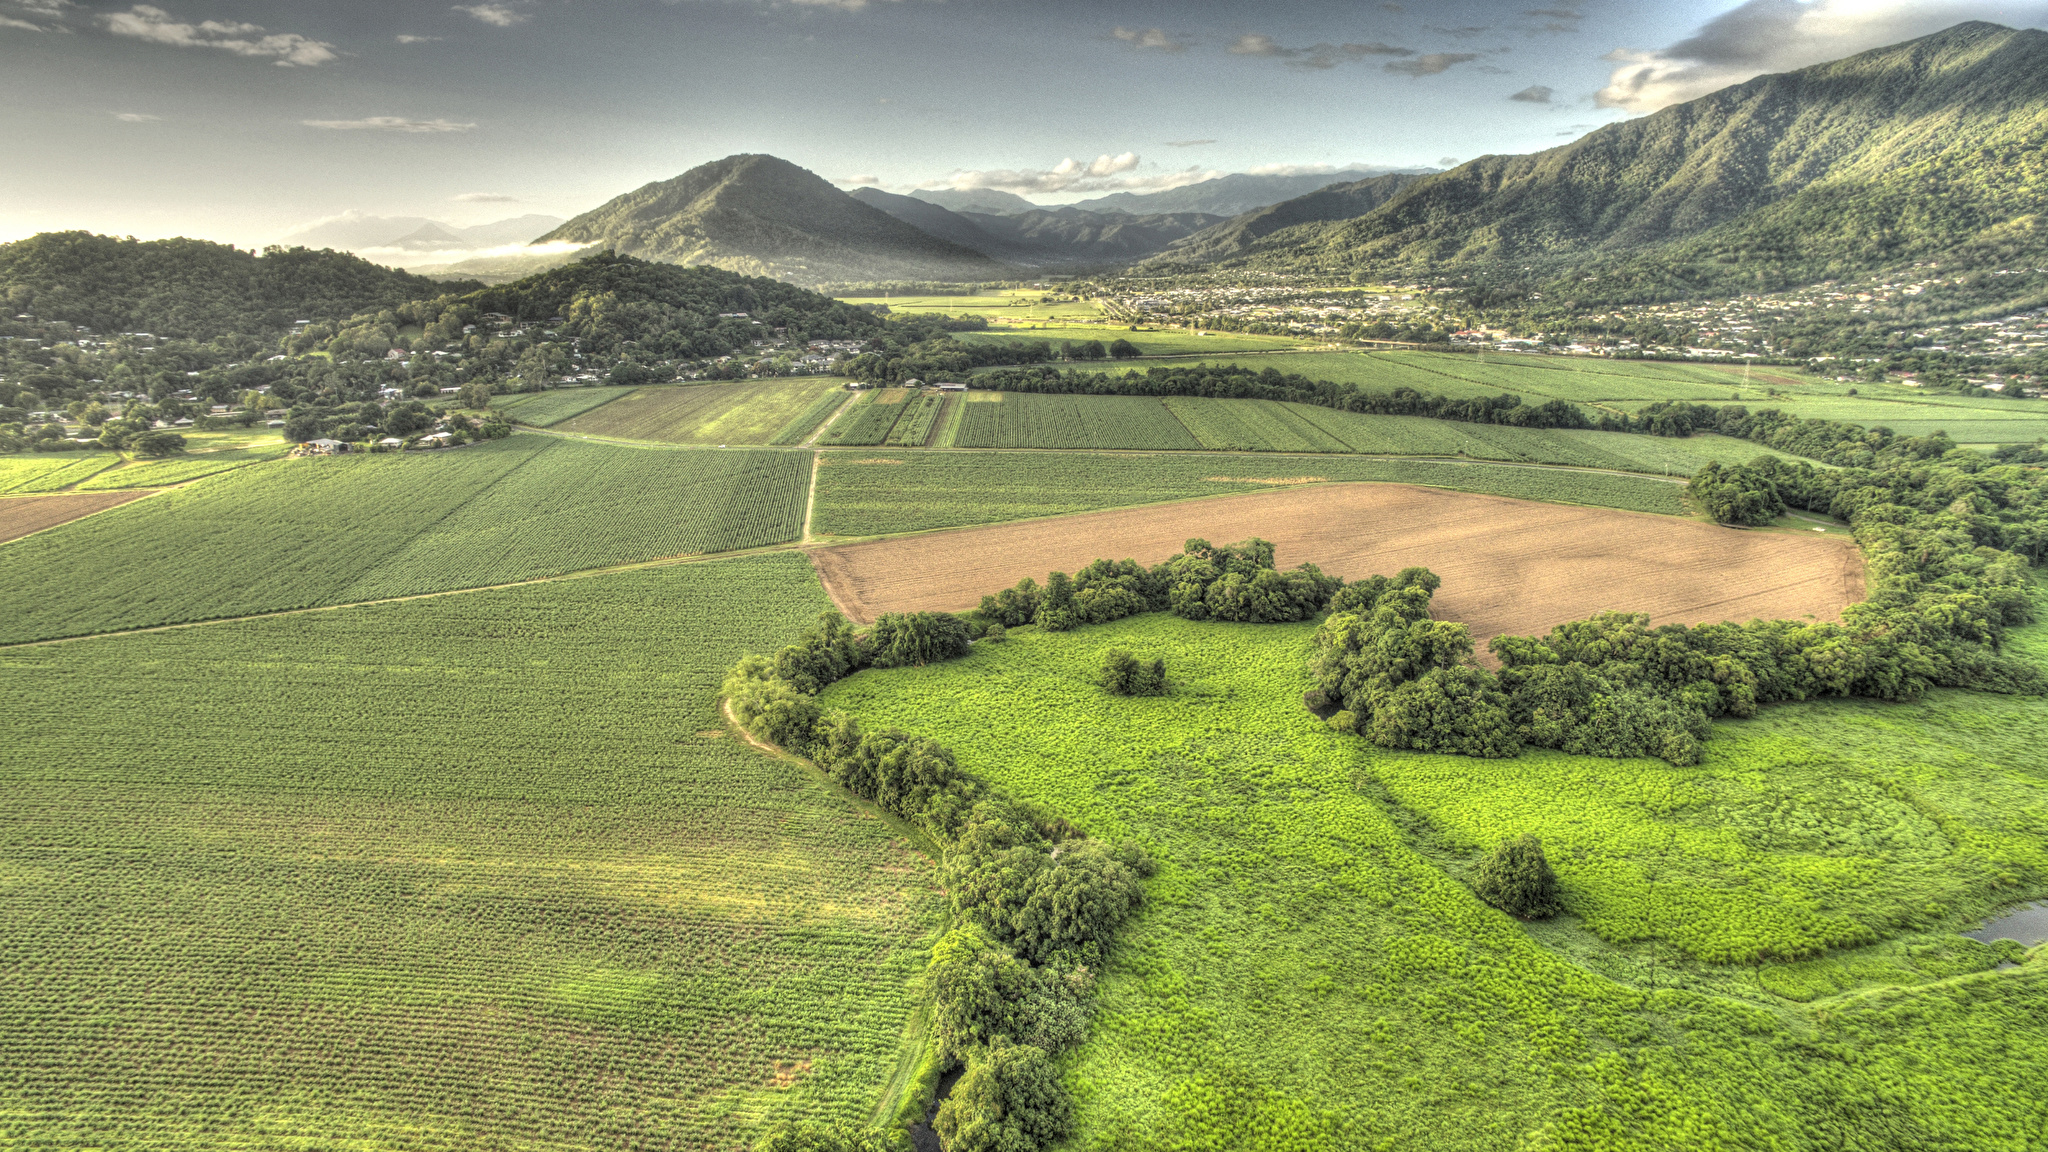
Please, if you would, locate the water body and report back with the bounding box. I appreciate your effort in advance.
[1964,901,2048,946]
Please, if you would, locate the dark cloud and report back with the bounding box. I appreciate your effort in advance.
[1229,33,1415,69]
[1386,51,1479,77]
[1112,26,1191,53]
[1424,25,1490,38]
[1509,84,1553,102]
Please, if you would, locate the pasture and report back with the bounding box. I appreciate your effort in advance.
[0,552,945,1151]
[493,385,636,427]
[0,435,811,643]
[818,613,2047,1150]
[810,450,1690,536]
[808,483,1861,641]
[554,377,846,444]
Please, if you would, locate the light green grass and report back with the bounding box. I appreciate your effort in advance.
[494,385,636,427]
[0,435,811,643]
[555,378,845,444]
[836,292,1104,323]
[818,612,2048,1151]
[811,451,1684,536]
[0,454,120,493]
[957,327,1302,356]
[76,443,293,489]
[953,393,1202,451]
[0,552,944,1151]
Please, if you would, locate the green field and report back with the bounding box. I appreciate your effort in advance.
[76,442,294,489]
[494,385,636,427]
[822,389,911,447]
[0,552,946,1150]
[770,388,854,445]
[817,611,2048,1150]
[811,451,1685,536]
[0,453,120,493]
[951,392,1202,450]
[834,291,1103,323]
[0,435,811,643]
[554,377,846,444]
[957,327,1304,357]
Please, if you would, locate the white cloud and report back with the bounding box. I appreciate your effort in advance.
[303,117,477,133]
[454,3,527,27]
[836,174,881,185]
[357,239,588,269]
[101,4,336,65]
[1112,26,1190,53]
[938,153,1221,195]
[1229,33,1416,69]
[0,0,72,29]
[1,15,48,29]
[395,33,441,43]
[452,191,518,202]
[1597,0,2042,113]
[1386,52,1479,76]
[1424,24,1490,38]
[1243,162,1366,176]
[111,111,162,121]
[1510,84,1554,102]
[1165,139,1217,147]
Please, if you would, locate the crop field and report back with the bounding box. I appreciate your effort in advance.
[0,453,120,493]
[1166,396,1356,452]
[952,392,1202,450]
[76,442,294,489]
[1620,393,2048,443]
[834,291,1103,323]
[0,490,154,543]
[0,552,947,1151]
[1130,350,1786,406]
[809,483,1860,644]
[770,389,853,445]
[493,385,635,427]
[883,390,946,447]
[811,450,1689,536]
[822,388,910,447]
[955,327,1302,356]
[554,377,846,444]
[0,435,811,644]
[816,613,2048,1149]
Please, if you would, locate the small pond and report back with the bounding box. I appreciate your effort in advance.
[1964,901,2048,947]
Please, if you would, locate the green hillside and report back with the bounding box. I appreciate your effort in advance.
[0,232,478,339]
[538,154,1002,285]
[1208,23,2048,301]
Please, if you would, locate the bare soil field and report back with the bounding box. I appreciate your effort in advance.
[0,490,153,544]
[809,484,1864,653]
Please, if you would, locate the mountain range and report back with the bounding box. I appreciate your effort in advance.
[279,212,565,255]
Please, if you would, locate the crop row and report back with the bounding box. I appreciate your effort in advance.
[770,390,852,445]
[883,391,946,447]
[76,444,292,490]
[953,393,1200,450]
[823,390,910,447]
[494,385,635,427]
[0,434,812,644]
[0,453,120,493]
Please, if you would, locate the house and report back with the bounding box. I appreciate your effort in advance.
[302,438,349,455]
[377,436,404,447]
[935,382,967,392]
[266,419,286,427]
[414,431,452,448]
[440,386,462,395]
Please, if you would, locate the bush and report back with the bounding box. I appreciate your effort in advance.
[1472,834,1562,919]
[932,1043,1073,1152]
[1098,649,1166,696]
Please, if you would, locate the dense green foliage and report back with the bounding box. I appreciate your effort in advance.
[1689,460,1788,525]
[1472,835,1563,919]
[820,611,2048,1150]
[0,436,811,642]
[0,231,474,339]
[812,450,1688,537]
[0,553,944,1150]
[1098,649,1167,696]
[976,540,1341,636]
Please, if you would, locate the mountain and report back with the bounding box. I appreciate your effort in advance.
[908,187,1043,216]
[1068,168,1427,218]
[388,223,472,251]
[1147,173,1426,266]
[279,212,566,253]
[960,208,1228,265]
[539,155,1001,284]
[0,231,479,339]
[847,187,1010,257]
[1202,22,2048,300]
[455,214,567,248]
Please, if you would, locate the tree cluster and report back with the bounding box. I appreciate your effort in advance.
[1689,460,1788,526]
[976,539,1342,635]
[1098,649,1167,696]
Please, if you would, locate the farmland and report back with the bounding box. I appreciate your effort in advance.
[954,326,1304,356]
[883,390,946,447]
[823,388,912,447]
[554,377,846,444]
[951,392,1202,450]
[0,489,153,543]
[0,435,811,643]
[816,611,2048,1150]
[834,291,1104,323]
[0,453,120,493]
[810,450,1689,536]
[76,442,293,489]
[493,385,636,427]
[808,483,1861,642]
[0,552,946,1151]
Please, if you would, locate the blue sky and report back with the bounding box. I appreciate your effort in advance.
[2,0,2043,246]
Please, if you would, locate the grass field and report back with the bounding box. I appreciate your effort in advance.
[0,552,947,1150]
[771,389,853,445]
[0,453,120,493]
[0,435,811,644]
[956,327,1303,357]
[811,451,1686,536]
[834,291,1103,323]
[951,392,1202,450]
[494,385,636,427]
[554,378,846,444]
[817,611,2048,1150]
[76,442,294,489]
[822,389,911,447]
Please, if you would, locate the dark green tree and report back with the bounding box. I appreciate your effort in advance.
[932,1043,1073,1152]
[1472,834,1563,919]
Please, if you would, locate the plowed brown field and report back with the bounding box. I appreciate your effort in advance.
[0,490,153,544]
[809,483,1864,654]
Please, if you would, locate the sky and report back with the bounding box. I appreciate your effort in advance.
[2,0,2044,250]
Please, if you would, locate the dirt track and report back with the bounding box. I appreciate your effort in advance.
[0,490,153,544]
[809,484,1864,652]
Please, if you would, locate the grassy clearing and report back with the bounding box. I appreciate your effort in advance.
[834,291,1103,323]
[811,451,1684,536]
[0,435,811,643]
[817,612,2048,1151]
[555,377,846,444]
[0,552,945,1151]
[494,385,636,427]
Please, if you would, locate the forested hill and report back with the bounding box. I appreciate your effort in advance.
[0,232,477,340]
[536,154,1002,286]
[1200,22,2048,301]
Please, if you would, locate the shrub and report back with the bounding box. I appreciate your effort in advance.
[1473,834,1562,919]
[1099,649,1166,696]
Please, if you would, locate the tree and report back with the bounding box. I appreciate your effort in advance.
[932,1043,1073,1152]
[1472,834,1562,919]
[1108,338,1141,359]
[129,430,186,456]
[1689,460,1786,526]
[864,611,972,668]
[1098,649,1166,696]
